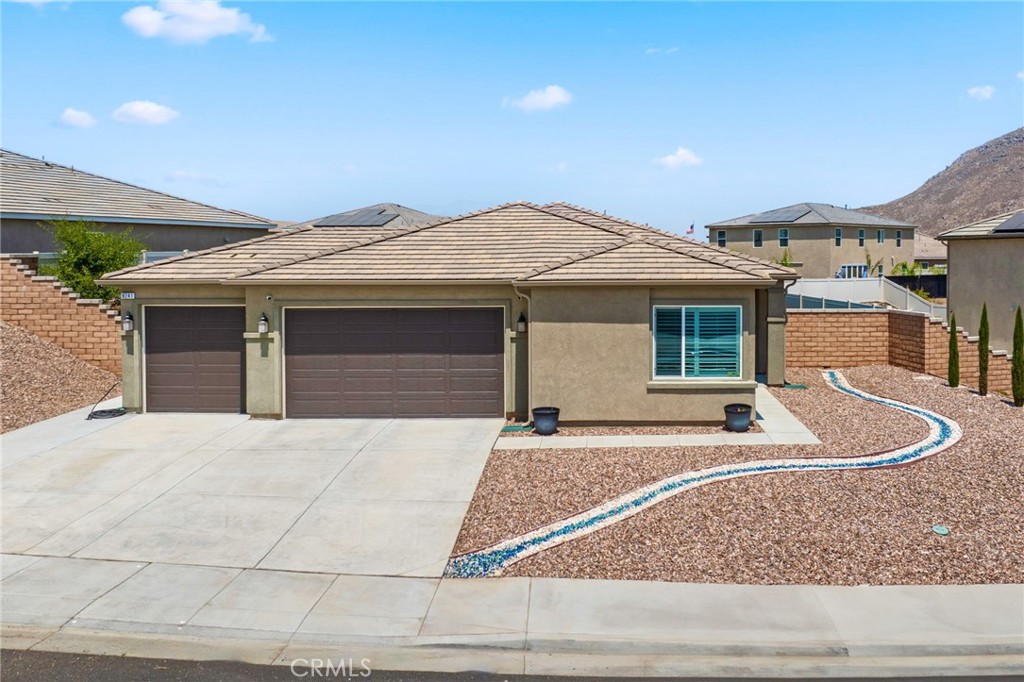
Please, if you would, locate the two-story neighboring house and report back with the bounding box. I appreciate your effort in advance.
[707,203,916,278]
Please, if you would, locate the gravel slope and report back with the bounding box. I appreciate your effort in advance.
[0,322,121,433]
[454,366,1024,585]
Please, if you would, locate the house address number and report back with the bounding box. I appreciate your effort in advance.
[120,292,135,300]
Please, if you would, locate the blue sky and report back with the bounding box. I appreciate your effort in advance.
[3,1,1022,233]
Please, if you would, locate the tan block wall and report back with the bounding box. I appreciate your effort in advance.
[0,256,122,375]
[786,310,889,367]
[787,309,1014,394]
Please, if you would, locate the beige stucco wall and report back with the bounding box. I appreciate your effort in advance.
[0,217,269,254]
[528,285,760,423]
[947,237,1024,351]
[715,225,914,278]
[119,281,783,423]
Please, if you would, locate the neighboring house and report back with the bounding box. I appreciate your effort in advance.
[938,209,1024,352]
[99,202,797,423]
[0,150,274,258]
[707,203,915,278]
[278,203,444,231]
[912,234,948,272]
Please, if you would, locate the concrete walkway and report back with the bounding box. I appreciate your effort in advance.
[2,557,1021,678]
[494,385,819,449]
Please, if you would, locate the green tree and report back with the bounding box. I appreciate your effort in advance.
[864,250,883,277]
[776,248,795,267]
[1013,307,1024,407]
[46,218,145,301]
[948,313,960,388]
[978,304,989,396]
[891,261,923,277]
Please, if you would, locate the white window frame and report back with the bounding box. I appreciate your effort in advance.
[778,228,789,247]
[834,227,842,247]
[896,230,902,247]
[858,229,865,247]
[752,229,763,248]
[716,230,727,247]
[876,229,885,244]
[839,263,869,278]
[651,305,743,381]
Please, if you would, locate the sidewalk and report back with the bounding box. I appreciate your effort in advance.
[494,386,820,449]
[2,555,1021,678]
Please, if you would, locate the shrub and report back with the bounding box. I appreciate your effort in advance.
[1013,307,1024,407]
[46,218,145,302]
[978,303,989,396]
[948,313,960,388]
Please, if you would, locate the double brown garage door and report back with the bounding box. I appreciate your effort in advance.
[285,308,504,418]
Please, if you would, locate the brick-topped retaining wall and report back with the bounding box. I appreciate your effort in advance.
[0,256,122,375]
[787,309,1013,394]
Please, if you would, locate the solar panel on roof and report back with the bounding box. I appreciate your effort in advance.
[750,207,812,224]
[992,212,1024,233]
[314,208,398,227]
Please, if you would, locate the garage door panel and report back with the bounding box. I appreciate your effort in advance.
[285,308,503,418]
[145,307,245,413]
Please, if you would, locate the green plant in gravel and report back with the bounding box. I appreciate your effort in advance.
[978,303,989,396]
[948,313,960,388]
[1013,306,1024,407]
[45,218,145,302]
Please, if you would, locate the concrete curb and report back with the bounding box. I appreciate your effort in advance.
[5,623,1022,678]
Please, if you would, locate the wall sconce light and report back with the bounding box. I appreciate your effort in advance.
[121,311,134,332]
[517,313,527,333]
[258,313,269,334]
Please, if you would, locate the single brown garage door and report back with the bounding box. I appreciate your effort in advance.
[144,307,245,413]
[285,308,504,418]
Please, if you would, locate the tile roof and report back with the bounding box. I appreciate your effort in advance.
[937,208,1024,240]
[707,202,915,228]
[278,203,445,231]
[101,202,797,285]
[0,149,272,228]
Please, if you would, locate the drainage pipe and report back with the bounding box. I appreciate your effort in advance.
[511,282,533,419]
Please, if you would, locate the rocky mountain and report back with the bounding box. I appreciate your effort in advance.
[860,128,1024,238]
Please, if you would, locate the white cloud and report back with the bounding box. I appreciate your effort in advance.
[655,146,702,169]
[9,0,65,6]
[547,161,569,173]
[112,100,180,125]
[503,85,573,112]
[165,171,225,187]
[1017,71,1024,81]
[966,85,994,101]
[122,0,272,44]
[58,107,96,128]
[645,47,679,55]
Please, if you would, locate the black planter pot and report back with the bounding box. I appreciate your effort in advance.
[532,406,560,436]
[724,403,753,432]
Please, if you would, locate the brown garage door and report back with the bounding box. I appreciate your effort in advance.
[285,308,504,418]
[145,307,245,413]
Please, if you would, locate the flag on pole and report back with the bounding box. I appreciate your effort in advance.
[686,223,695,235]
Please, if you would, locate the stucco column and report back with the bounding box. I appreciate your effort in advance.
[244,288,283,418]
[766,281,788,386]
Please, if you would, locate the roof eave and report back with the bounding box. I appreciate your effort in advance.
[1,212,272,229]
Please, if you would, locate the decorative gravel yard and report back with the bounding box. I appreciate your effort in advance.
[451,365,1024,585]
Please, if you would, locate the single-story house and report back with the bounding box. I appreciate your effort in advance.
[99,202,797,423]
[0,150,274,259]
[939,209,1024,352]
[278,203,445,231]
[707,203,916,278]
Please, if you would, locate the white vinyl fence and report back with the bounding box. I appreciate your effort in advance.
[788,277,947,319]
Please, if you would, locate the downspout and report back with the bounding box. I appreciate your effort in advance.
[512,282,532,419]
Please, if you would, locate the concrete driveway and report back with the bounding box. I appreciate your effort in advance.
[1,411,504,577]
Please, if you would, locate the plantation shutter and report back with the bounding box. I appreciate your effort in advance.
[684,307,741,378]
[653,307,683,377]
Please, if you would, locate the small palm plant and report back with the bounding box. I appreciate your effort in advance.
[948,313,960,388]
[978,304,989,396]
